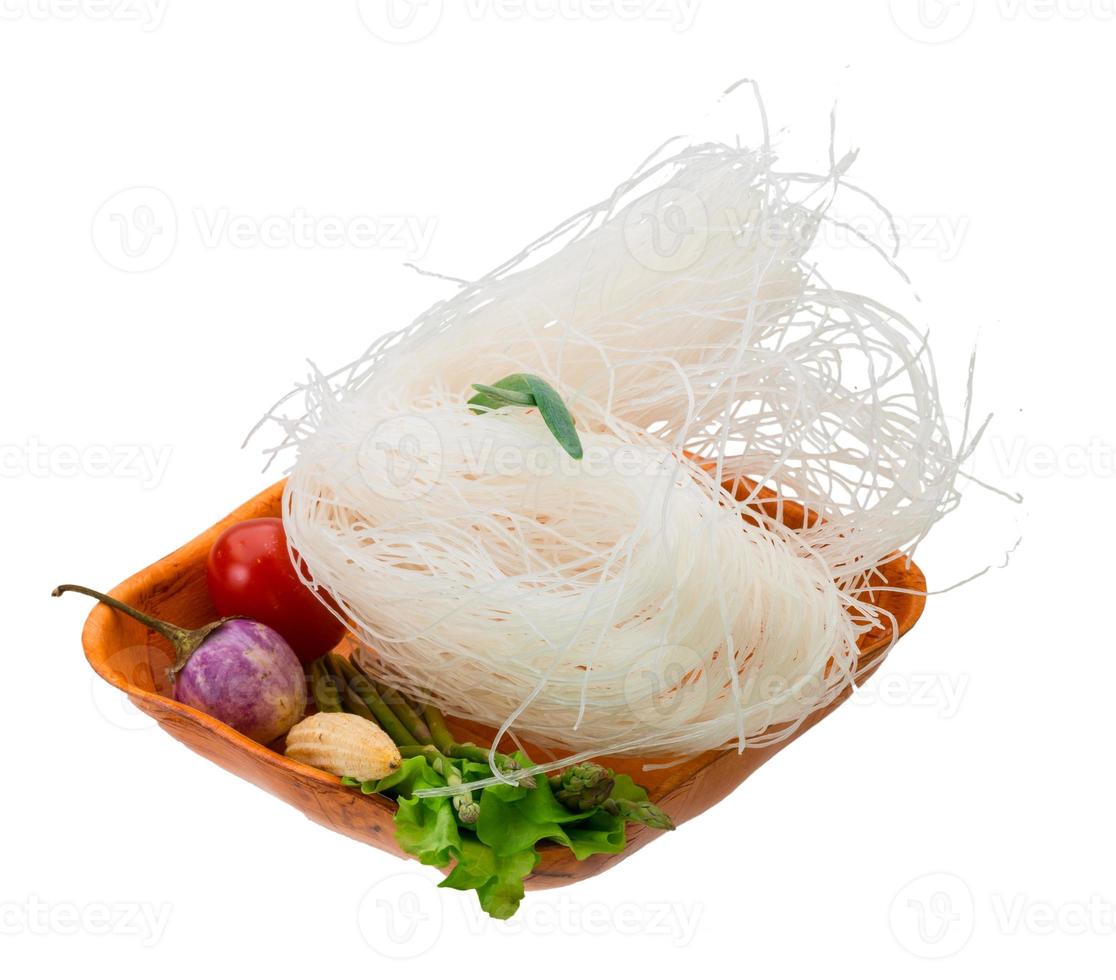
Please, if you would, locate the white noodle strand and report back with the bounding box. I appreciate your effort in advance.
[262,103,970,794]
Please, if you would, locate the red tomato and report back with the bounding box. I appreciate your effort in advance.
[206,517,346,664]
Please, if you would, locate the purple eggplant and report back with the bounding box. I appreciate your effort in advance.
[55,584,306,744]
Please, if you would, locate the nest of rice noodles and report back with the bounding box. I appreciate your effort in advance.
[259,87,980,791]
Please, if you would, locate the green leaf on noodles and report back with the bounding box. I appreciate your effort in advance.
[468,372,584,460]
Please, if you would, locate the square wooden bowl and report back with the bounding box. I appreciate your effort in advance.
[79,479,925,889]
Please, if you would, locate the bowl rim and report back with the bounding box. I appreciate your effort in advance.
[80,477,928,831]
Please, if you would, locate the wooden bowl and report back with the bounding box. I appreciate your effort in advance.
[80,479,925,889]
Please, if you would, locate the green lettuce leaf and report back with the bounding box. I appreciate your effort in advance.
[476,766,591,856]
[441,837,539,920]
[344,752,658,921]
[394,795,461,867]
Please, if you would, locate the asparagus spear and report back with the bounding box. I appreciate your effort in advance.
[418,701,535,788]
[420,702,456,754]
[328,654,414,747]
[337,679,376,722]
[551,763,675,830]
[335,661,535,797]
[377,684,432,743]
[372,681,533,791]
[436,757,480,824]
[603,798,676,831]
[398,744,444,764]
[309,657,343,713]
[397,745,479,824]
[549,763,615,811]
[327,654,372,721]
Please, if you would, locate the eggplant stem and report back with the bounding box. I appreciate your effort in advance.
[53,583,184,645]
[52,583,238,683]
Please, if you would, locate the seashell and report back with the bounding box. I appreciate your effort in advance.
[284,712,401,781]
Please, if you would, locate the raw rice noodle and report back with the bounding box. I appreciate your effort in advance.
[258,85,976,789]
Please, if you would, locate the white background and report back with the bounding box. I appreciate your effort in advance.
[3,0,1114,975]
